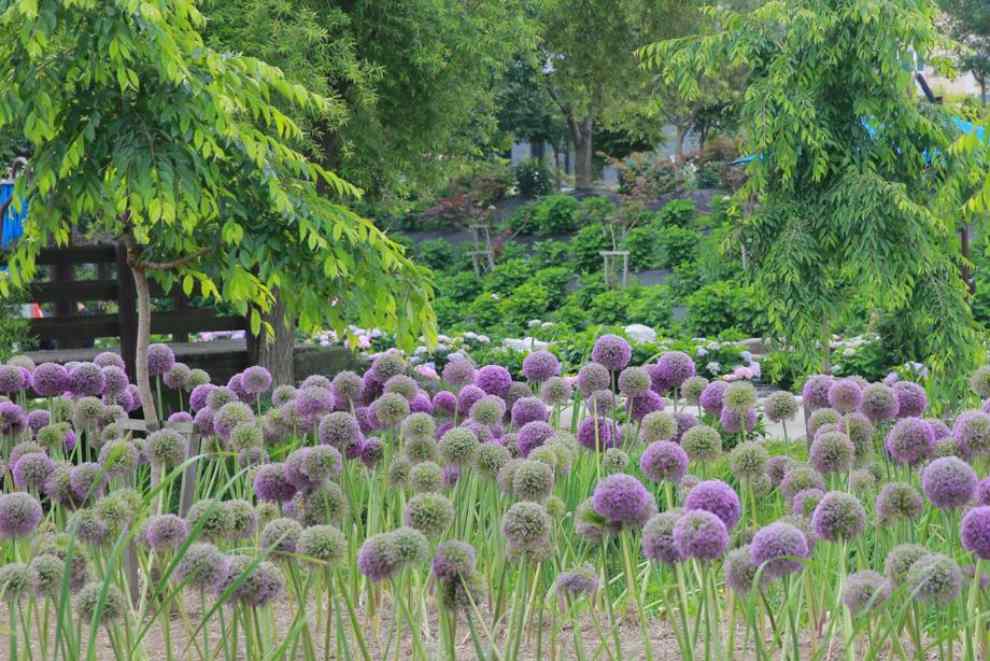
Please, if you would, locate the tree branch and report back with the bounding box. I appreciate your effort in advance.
[135,247,210,271]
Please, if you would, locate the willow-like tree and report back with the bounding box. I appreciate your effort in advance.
[0,0,435,424]
[641,1,985,397]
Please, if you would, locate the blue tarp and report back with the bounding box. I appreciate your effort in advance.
[0,182,28,250]
[730,115,988,166]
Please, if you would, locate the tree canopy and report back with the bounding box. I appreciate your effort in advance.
[0,0,435,419]
[642,0,985,398]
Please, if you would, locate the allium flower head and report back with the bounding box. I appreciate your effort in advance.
[885,544,930,586]
[0,364,26,393]
[187,368,210,389]
[842,570,891,615]
[640,441,688,484]
[77,582,126,624]
[971,367,990,398]
[522,350,560,383]
[801,375,834,411]
[751,521,809,578]
[764,391,799,422]
[642,512,684,565]
[297,482,348,527]
[591,334,632,372]
[13,452,55,490]
[213,401,254,440]
[476,442,511,479]
[885,417,933,465]
[674,509,728,560]
[617,366,651,396]
[922,456,977,509]
[827,379,863,414]
[318,411,362,452]
[791,488,825,517]
[685,479,741,530]
[681,425,722,462]
[585,389,615,414]
[893,381,927,418]
[240,366,272,395]
[511,396,548,428]
[513,459,554,502]
[31,363,68,397]
[656,351,695,388]
[0,492,43,538]
[67,362,104,397]
[506,381,533,408]
[439,426,479,466]
[961,506,990,560]
[576,416,621,451]
[953,410,990,456]
[810,431,855,475]
[978,477,990,507]
[555,564,599,599]
[725,545,761,593]
[811,491,866,541]
[577,363,610,397]
[384,374,419,401]
[876,482,923,524]
[699,381,729,415]
[640,411,676,443]
[391,526,430,564]
[404,493,455,538]
[432,391,457,417]
[541,376,573,407]
[223,500,258,540]
[147,343,176,377]
[681,376,709,404]
[602,447,628,473]
[720,407,756,434]
[176,542,225,588]
[69,462,106,502]
[591,473,652,523]
[372,392,410,427]
[253,463,297,503]
[767,456,797,487]
[143,514,189,552]
[808,408,839,437]
[220,557,284,607]
[630,392,666,422]
[410,461,444,493]
[907,553,962,604]
[299,525,346,564]
[501,501,551,556]
[456,385,485,417]
[432,540,477,580]
[475,365,512,398]
[163,363,191,390]
[442,359,476,389]
[723,381,757,413]
[260,517,303,555]
[145,429,186,468]
[729,442,769,481]
[370,351,406,382]
[860,383,899,422]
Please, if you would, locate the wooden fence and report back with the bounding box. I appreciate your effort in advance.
[26,242,248,378]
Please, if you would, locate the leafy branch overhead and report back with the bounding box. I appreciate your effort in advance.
[0,0,435,349]
[640,0,986,396]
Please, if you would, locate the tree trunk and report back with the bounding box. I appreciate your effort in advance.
[249,290,294,386]
[675,126,688,161]
[572,118,594,192]
[129,262,158,428]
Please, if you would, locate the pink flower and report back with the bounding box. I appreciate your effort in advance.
[416,365,440,380]
[357,335,371,349]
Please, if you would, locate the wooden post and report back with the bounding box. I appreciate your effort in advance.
[179,432,200,517]
[52,250,83,348]
[172,290,190,343]
[116,241,139,381]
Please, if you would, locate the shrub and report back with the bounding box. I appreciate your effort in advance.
[498,241,528,262]
[657,226,700,269]
[466,293,503,329]
[0,298,36,361]
[697,161,722,188]
[575,196,614,226]
[623,226,660,270]
[625,285,674,329]
[761,351,807,392]
[571,224,611,273]
[530,195,579,236]
[484,258,535,295]
[514,158,554,198]
[685,280,767,336]
[669,262,703,298]
[701,135,739,163]
[656,199,696,228]
[416,239,457,273]
[529,267,573,303]
[554,300,591,330]
[533,240,572,265]
[588,289,632,326]
[437,271,482,304]
[500,282,552,325]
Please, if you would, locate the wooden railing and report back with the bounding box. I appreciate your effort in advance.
[26,242,247,377]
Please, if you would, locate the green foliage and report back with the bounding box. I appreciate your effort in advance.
[529,267,573,303]
[483,259,535,296]
[0,300,36,362]
[0,0,435,355]
[684,280,766,337]
[415,240,459,273]
[575,197,615,226]
[498,241,529,262]
[499,282,552,325]
[656,199,697,228]
[588,289,632,326]
[657,226,700,269]
[533,240,572,265]
[625,285,674,328]
[528,195,580,236]
[643,0,985,396]
[436,271,482,305]
[760,350,806,392]
[571,224,611,273]
[514,159,555,198]
[622,226,660,270]
[466,293,504,330]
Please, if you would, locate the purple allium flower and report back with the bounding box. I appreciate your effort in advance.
[456,385,486,417]
[31,363,68,397]
[630,390,665,421]
[928,418,952,441]
[592,473,652,523]
[811,491,866,541]
[555,564,599,599]
[729,441,769,481]
[801,375,834,411]
[576,416,621,451]
[189,384,216,413]
[360,437,384,468]
[810,431,855,475]
[475,365,512,399]
[725,546,761,593]
[893,381,927,418]
[684,480,741,530]
[241,366,273,395]
[764,391,799,422]
[384,374,419,401]
[585,389,615,414]
[860,383,900,422]
[719,407,756,434]
[827,379,862,414]
[673,412,699,443]
[842,571,892,614]
[656,351,696,388]
[0,365,25,393]
[371,392,410,427]
[167,411,193,427]
[767,456,797,487]
[405,492,455,538]
[13,452,54,490]
[432,391,457,417]
[0,492,43,538]
[640,441,688,484]
[284,448,320,491]
[432,540,477,580]
[646,363,673,394]
[302,374,333,391]
[163,363,191,390]
[617,366,651,397]
[751,521,809,578]
[576,363,611,397]
[885,417,934,465]
[699,381,729,415]
[674,509,728,560]
[69,462,106,501]
[541,377,573,407]
[193,407,215,436]
[318,411,362,452]
[358,533,401,582]
[100,366,128,397]
[260,517,303,555]
[294,385,335,420]
[511,397,548,428]
[681,424,722,462]
[254,463,298,503]
[361,371,384,405]
[642,512,684,565]
[522,351,561,383]
[147,343,176,377]
[792,488,825,517]
[122,384,142,412]
[143,514,189,552]
[978,478,990,507]
[409,392,433,414]
[885,544,931,587]
[517,421,554,456]
[961,506,990,560]
[26,410,49,434]
[94,352,125,369]
[442,359,476,389]
[370,350,406,383]
[907,553,962,604]
[591,334,632,372]
[953,410,990,456]
[506,381,533,408]
[922,456,977,509]
[228,374,256,404]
